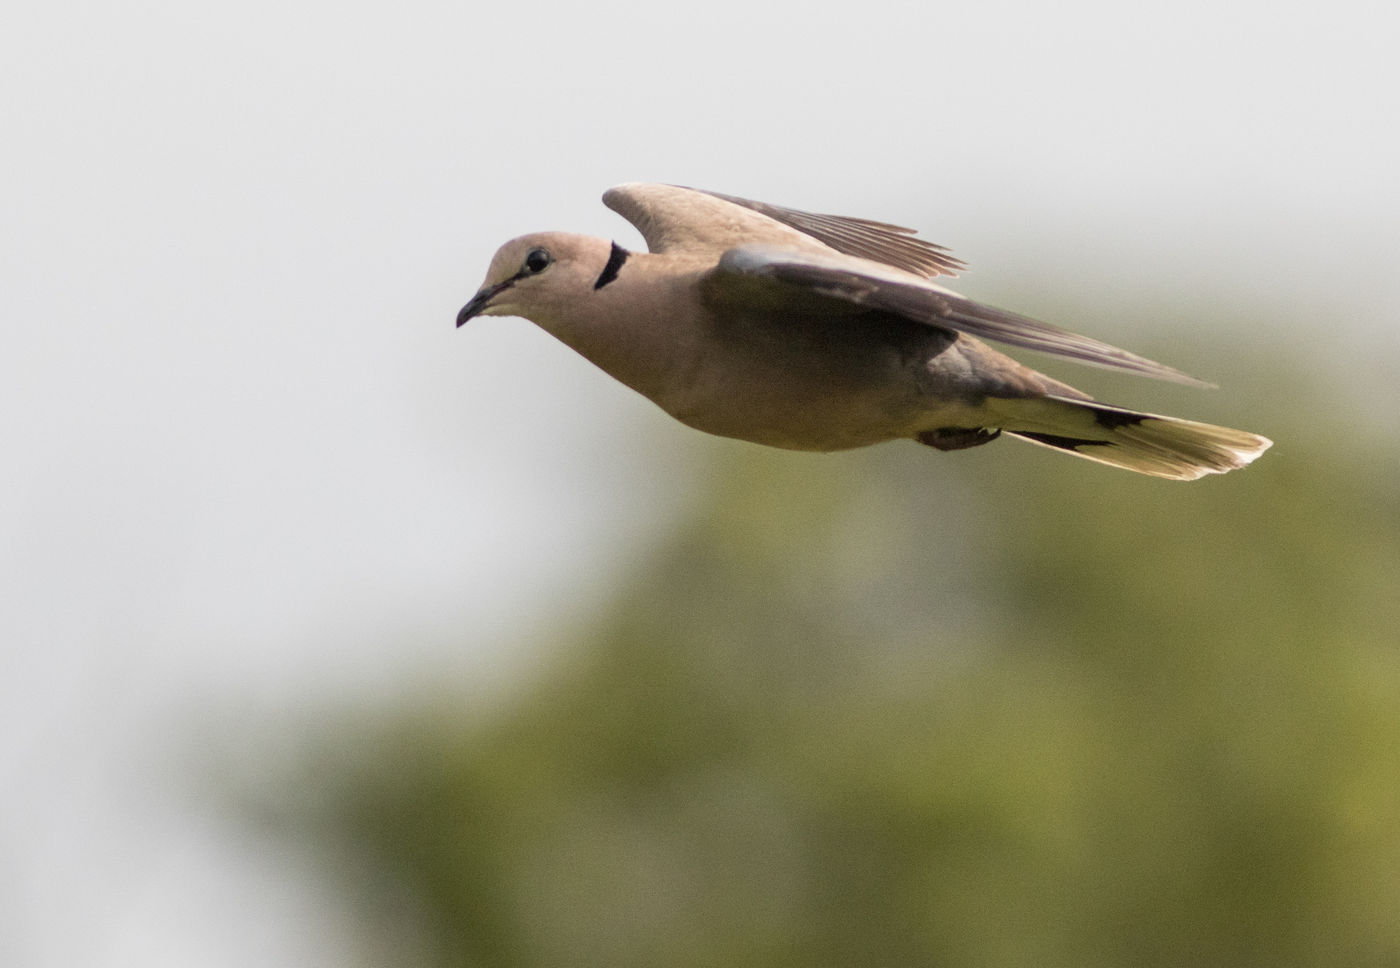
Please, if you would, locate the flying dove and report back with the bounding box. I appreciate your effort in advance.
[457,184,1271,480]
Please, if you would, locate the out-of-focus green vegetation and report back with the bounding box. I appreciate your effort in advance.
[284,345,1400,968]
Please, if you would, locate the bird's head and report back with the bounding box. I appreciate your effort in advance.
[456,232,619,328]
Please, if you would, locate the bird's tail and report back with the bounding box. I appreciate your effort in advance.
[990,395,1272,480]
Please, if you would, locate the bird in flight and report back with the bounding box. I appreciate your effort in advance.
[458,184,1270,480]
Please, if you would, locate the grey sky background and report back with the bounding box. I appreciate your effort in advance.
[3,1,1397,964]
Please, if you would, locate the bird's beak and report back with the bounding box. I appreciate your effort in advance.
[456,280,512,328]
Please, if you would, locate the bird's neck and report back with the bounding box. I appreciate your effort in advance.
[535,264,708,408]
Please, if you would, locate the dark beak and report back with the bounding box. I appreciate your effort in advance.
[456,280,511,328]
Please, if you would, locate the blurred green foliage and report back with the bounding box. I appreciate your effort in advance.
[292,359,1400,968]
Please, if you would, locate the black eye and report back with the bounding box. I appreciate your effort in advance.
[523,247,552,274]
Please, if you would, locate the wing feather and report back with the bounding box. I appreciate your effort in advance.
[602,183,964,278]
[710,245,1212,387]
[693,188,965,278]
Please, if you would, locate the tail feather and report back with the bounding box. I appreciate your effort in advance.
[995,395,1272,481]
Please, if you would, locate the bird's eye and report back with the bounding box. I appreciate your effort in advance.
[523,247,552,274]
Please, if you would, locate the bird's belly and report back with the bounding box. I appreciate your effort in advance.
[663,385,902,451]
[653,321,935,451]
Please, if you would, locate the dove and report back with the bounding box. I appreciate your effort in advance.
[457,184,1270,480]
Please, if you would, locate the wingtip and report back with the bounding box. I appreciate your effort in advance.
[1163,369,1218,390]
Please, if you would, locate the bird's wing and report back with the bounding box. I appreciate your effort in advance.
[603,183,820,258]
[706,244,1212,387]
[687,188,965,279]
[602,183,962,278]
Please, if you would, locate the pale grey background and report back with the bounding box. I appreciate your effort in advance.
[3,0,1396,964]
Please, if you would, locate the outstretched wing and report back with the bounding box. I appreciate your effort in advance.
[602,183,962,278]
[690,188,965,279]
[706,244,1212,387]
